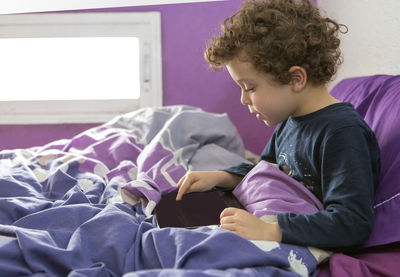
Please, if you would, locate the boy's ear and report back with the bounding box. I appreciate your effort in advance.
[288,66,307,92]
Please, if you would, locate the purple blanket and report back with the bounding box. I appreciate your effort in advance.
[0,105,325,277]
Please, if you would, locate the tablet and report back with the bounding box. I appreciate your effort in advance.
[154,188,244,228]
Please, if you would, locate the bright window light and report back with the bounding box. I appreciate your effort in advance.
[0,0,227,15]
[0,37,140,101]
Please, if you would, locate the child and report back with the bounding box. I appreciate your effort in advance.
[176,0,380,250]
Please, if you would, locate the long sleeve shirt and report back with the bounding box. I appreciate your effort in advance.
[224,103,380,250]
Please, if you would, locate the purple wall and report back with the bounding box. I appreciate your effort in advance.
[0,0,274,154]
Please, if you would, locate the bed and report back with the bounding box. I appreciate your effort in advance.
[1,74,399,277]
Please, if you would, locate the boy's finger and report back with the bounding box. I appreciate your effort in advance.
[176,175,193,200]
[220,222,237,232]
[175,186,186,201]
[220,207,238,218]
[176,174,187,188]
[220,214,235,224]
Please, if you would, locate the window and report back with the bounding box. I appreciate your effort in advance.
[0,12,162,124]
[1,0,226,15]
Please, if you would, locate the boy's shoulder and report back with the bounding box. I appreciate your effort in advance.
[293,102,362,125]
[278,102,373,138]
[316,102,372,134]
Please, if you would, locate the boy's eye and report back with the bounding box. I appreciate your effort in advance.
[244,87,255,93]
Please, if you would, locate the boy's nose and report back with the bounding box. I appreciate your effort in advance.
[240,91,251,105]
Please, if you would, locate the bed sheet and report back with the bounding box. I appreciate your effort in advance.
[1,105,326,277]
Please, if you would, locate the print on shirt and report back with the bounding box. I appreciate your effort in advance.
[278,153,294,176]
[278,152,316,193]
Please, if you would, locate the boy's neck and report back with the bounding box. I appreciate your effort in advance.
[294,84,340,117]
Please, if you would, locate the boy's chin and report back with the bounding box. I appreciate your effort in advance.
[263,118,283,127]
[256,113,282,126]
[263,120,274,127]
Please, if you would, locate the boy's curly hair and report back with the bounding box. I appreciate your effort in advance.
[204,0,347,85]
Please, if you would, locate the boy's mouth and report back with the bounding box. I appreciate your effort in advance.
[249,109,266,121]
[256,113,271,125]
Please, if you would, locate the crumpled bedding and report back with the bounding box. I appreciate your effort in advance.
[0,105,328,277]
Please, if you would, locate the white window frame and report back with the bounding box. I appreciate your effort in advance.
[0,12,162,124]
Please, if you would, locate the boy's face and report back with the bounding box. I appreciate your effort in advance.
[226,57,301,126]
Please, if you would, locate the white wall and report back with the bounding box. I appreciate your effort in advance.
[318,0,400,89]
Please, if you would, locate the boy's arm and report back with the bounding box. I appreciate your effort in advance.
[222,163,255,176]
[223,129,278,176]
[277,127,380,250]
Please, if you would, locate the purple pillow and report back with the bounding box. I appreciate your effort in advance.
[330,75,400,248]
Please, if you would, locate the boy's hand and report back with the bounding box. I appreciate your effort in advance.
[220,208,282,242]
[176,171,243,201]
[176,171,217,201]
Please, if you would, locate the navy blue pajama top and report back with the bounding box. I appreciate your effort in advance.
[225,103,380,250]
